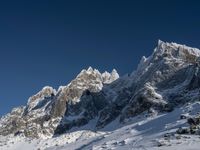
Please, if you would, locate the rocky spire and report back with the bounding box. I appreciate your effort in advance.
[111,69,119,81]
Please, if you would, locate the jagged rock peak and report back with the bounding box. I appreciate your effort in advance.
[87,66,93,72]
[27,86,56,105]
[155,40,200,61]
[111,69,120,80]
[139,40,200,67]
[77,66,99,77]
[157,39,200,51]
[102,69,119,84]
[77,66,119,84]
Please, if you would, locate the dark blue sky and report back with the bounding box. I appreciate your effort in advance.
[0,0,199,116]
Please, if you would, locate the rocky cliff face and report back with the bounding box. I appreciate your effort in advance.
[120,40,200,121]
[1,40,200,139]
[0,67,119,138]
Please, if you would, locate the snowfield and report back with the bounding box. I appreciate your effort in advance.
[1,102,200,150]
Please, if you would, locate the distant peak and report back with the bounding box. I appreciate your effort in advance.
[156,39,170,51]
[77,67,95,77]
[87,66,93,72]
[111,68,119,76]
[102,69,119,84]
[94,69,101,74]
[111,69,117,73]
[111,69,119,81]
[42,86,54,91]
[102,71,110,75]
[156,39,200,50]
[154,40,200,57]
[158,39,164,46]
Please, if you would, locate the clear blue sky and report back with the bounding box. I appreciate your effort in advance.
[0,0,199,116]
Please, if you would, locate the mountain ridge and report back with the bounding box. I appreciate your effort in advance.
[1,40,200,140]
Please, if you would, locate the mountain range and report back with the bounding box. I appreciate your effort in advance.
[1,40,200,150]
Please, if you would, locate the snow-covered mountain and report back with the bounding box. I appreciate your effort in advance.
[1,40,200,150]
[0,67,120,138]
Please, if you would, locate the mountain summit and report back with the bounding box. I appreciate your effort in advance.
[1,40,200,141]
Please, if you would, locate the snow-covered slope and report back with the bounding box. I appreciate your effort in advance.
[1,101,200,150]
[1,40,200,150]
